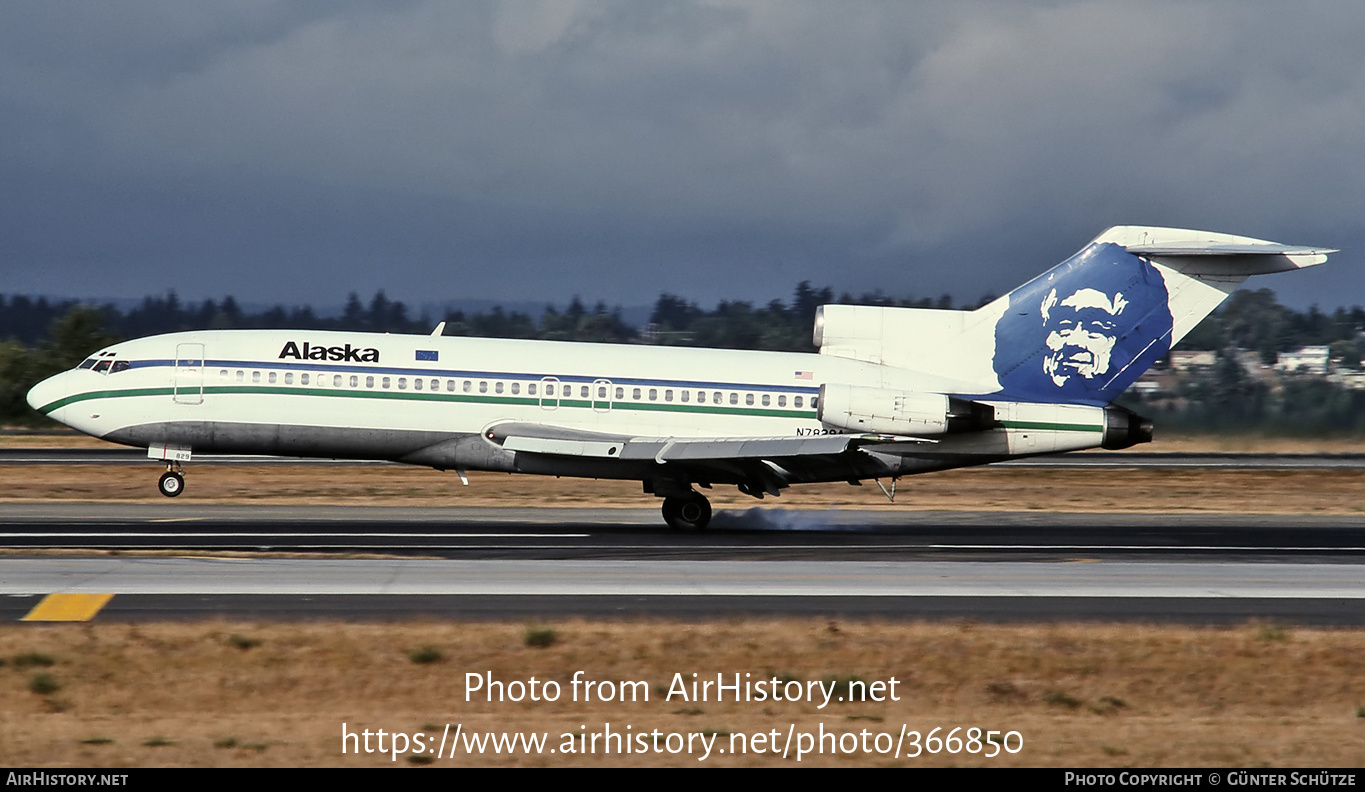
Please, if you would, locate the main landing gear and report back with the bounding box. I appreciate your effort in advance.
[661,492,712,531]
[158,463,185,498]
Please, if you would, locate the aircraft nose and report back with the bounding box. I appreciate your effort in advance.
[26,371,72,424]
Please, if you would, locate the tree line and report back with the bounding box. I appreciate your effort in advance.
[3,285,1365,433]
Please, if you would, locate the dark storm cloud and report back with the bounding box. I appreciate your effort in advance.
[1,1,1362,309]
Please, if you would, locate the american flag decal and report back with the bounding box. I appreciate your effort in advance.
[794,371,812,380]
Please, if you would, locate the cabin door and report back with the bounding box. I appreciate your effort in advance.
[538,377,560,410]
[592,379,613,412]
[173,343,205,405]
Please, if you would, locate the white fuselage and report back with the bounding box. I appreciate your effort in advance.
[28,328,1113,487]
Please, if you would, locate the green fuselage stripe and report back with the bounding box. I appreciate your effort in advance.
[39,385,817,420]
[997,419,1103,433]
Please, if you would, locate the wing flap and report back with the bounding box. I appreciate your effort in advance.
[620,434,861,462]
[487,421,931,462]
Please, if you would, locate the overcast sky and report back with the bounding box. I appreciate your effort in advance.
[2,0,1362,312]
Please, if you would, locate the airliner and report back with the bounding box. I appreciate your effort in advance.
[26,226,1332,530]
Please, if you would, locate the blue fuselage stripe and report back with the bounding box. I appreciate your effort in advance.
[127,359,823,394]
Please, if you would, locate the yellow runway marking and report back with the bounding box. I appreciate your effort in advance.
[21,593,114,622]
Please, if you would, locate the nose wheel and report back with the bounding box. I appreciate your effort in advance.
[661,493,711,531]
[158,466,185,497]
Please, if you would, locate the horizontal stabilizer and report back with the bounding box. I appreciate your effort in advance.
[1096,225,1333,274]
[1123,243,1336,257]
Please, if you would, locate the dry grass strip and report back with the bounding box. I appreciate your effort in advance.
[1,620,1362,767]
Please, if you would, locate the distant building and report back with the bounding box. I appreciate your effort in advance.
[1169,350,1216,371]
[1276,346,1331,375]
[1328,369,1365,390]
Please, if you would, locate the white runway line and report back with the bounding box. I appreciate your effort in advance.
[0,558,1361,598]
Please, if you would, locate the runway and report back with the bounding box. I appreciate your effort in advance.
[3,504,1363,624]
[4,504,1365,558]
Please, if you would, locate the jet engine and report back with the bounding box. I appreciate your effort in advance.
[818,384,995,436]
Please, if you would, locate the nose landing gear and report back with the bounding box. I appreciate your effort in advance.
[158,463,185,497]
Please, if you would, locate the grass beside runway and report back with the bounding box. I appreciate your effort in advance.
[0,619,1361,767]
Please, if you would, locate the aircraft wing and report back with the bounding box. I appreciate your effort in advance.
[485,422,935,497]
[487,422,932,462]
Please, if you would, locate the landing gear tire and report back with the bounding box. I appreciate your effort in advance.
[661,493,711,531]
[158,471,185,498]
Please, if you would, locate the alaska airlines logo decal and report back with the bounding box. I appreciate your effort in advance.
[1040,286,1127,387]
[278,341,380,363]
[992,242,1173,404]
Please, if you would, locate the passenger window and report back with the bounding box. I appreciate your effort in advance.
[268,371,277,384]
[746,393,754,406]
[446,380,455,392]
[811,396,819,409]
[762,394,770,406]
[381,377,390,389]
[430,379,438,391]
[794,395,803,408]
[398,378,407,390]
[479,381,488,393]
[546,384,554,396]
[729,393,738,405]
[366,376,374,388]
[580,385,589,398]
[463,380,471,393]
[528,383,537,396]
[681,391,689,403]
[252,371,261,383]
[633,388,641,400]
[219,369,228,378]
[665,390,673,402]
[778,395,786,407]
[495,382,504,394]
[615,387,623,399]
[285,372,294,385]
[512,382,520,395]
[414,378,423,391]
[349,375,358,387]
[236,370,244,382]
[649,389,657,401]
[301,373,310,385]
[698,392,706,404]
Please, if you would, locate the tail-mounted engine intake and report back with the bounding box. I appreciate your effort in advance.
[818,384,995,436]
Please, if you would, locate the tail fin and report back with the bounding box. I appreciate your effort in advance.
[987,226,1332,404]
[814,226,1332,405]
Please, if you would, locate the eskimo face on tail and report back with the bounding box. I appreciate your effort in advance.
[1040,287,1127,386]
[992,243,1173,404]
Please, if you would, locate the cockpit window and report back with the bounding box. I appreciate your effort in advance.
[92,360,112,373]
[111,360,130,373]
[78,359,97,369]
